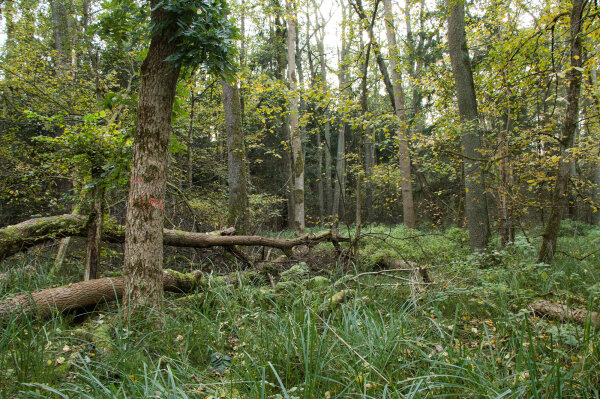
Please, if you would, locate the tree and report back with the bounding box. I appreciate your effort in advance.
[537,0,587,264]
[123,0,236,321]
[222,79,249,233]
[447,0,489,251]
[383,0,416,228]
[287,0,305,233]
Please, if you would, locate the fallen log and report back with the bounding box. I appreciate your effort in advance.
[0,215,349,262]
[0,269,202,320]
[530,300,600,328]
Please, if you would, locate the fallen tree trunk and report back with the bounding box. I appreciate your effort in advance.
[0,269,202,320]
[530,300,600,328]
[0,215,349,262]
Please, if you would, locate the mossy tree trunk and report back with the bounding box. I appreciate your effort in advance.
[222,79,250,234]
[84,170,104,281]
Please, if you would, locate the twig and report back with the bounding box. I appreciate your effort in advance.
[348,268,416,281]
[311,310,391,385]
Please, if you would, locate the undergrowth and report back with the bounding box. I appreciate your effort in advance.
[1,221,599,398]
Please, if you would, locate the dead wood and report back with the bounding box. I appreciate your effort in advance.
[0,214,349,262]
[530,300,600,328]
[0,269,202,320]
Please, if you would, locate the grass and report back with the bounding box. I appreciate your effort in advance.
[1,221,599,398]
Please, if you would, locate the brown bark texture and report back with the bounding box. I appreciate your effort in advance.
[123,1,183,319]
[447,0,489,251]
[0,269,202,320]
[537,0,585,264]
[531,300,600,328]
[0,214,349,261]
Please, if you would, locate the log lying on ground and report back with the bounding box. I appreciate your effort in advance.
[0,214,349,262]
[0,269,202,320]
[530,300,600,328]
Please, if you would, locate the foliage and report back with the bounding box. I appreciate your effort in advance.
[154,0,239,76]
[2,224,600,397]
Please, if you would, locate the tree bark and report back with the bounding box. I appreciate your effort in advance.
[123,1,182,321]
[383,0,416,229]
[275,12,295,228]
[332,3,348,226]
[187,87,195,189]
[0,269,203,320]
[0,215,350,262]
[447,0,489,251]
[50,0,72,72]
[591,71,600,225]
[287,0,305,233]
[537,0,585,264]
[222,79,250,234]
[531,300,600,328]
[84,179,104,281]
[351,0,395,113]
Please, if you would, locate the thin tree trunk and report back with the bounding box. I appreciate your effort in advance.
[275,11,294,228]
[352,0,395,113]
[447,0,489,251]
[84,175,104,281]
[287,0,305,233]
[537,0,585,263]
[187,88,195,188]
[123,1,182,321]
[316,9,333,217]
[589,71,600,225]
[332,4,348,226]
[222,79,249,234]
[383,0,416,228]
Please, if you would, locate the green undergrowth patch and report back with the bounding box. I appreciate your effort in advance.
[1,222,599,397]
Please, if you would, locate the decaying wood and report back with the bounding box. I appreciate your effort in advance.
[530,300,600,328]
[0,214,350,262]
[0,269,202,320]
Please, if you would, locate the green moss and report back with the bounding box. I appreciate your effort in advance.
[280,262,309,282]
[307,276,329,290]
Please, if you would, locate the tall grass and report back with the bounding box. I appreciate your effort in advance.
[1,221,599,397]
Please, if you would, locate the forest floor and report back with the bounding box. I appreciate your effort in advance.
[1,221,599,398]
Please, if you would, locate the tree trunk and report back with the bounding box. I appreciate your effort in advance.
[0,269,203,320]
[447,0,489,251]
[531,300,600,328]
[187,87,195,188]
[287,0,305,233]
[383,0,416,229]
[84,178,104,281]
[123,1,182,321]
[222,79,250,234]
[50,0,71,72]
[589,71,600,225]
[332,4,348,225]
[51,191,83,278]
[275,12,295,228]
[537,0,585,264]
[0,215,350,262]
[316,12,333,217]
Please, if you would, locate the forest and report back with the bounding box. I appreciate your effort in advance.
[1,0,599,397]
